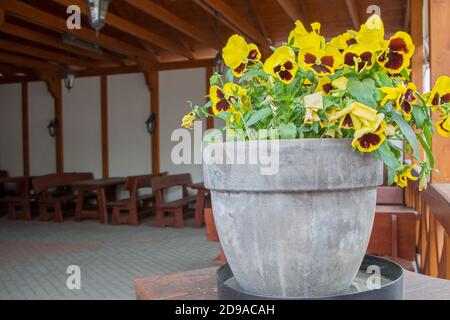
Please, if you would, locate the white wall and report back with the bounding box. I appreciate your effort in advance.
[0,83,23,176]
[28,82,56,176]
[0,68,208,180]
[159,68,206,183]
[63,77,102,177]
[108,73,151,177]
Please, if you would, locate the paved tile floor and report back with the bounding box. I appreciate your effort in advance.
[0,215,218,299]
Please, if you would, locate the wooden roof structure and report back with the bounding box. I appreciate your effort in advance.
[0,0,411,83]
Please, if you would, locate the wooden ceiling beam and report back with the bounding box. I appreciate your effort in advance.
[248,0,270,41]
[198,0,270,51]
[0,39,97,69]
[0,6,5,26]
[0,22,117,63]
[275,0,306,22]
[0,50,62,72]
[52,0,194,59]
[404,0,412,31]
[2,0,154,63]
[193,0,242,37]
[345,0,361,30]
[123,0,219,49]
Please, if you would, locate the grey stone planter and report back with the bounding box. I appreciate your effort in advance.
[203,139,383,297]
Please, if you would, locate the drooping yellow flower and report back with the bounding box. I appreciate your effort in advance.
[209,83,246,115]
[380,82,417,121]
[328,30,358,53]
[343,44,376,73]
[329,102,378,130]
[426,76,450,107]
[378,31,415,73]
[298,46,343,76]
[181,112,197,129]
[352,113,387,153]
[222,35,261,77]
[332,77,349,90]
[394,165,418,188]
[315,77,333,95]
[356,14,385,52]
[263,46,298,84]
[288,21,325,50]
[435,112,450,137]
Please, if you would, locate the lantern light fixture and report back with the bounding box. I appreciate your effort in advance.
[47,119,58,138]
[64,67,75,91]
[213,52,225,76]
[145,112,157,135]
[85,0,112,35]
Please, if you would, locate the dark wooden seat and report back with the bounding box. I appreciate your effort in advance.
[151,173,196,228]
[32,172,93,223]
[368,182,419,271]
[0,177,32,220]
[107,172,167,226]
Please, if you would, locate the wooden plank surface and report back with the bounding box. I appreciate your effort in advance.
[135,266,450,300]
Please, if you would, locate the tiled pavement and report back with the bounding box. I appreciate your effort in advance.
[0,215,218,300]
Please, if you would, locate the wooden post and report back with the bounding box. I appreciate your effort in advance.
[205,65,214,130]
[37,69,64,173]
[410,0,423,91]
[21,81,30,176]
[101,75,109,178]
[150,70,160,174]
[429,0,450,182]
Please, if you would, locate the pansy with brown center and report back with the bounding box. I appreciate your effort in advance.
[343,44,376,73]
[436,112,450,137]
[426,76,450,108]
[352,114,387,153]
[209,83,247,115]
[328,30,358,53]
[263,46,298,84]
[222,34,262,77]
[378,31,415,73]
[298,46,343,76]
[380,82,417,121]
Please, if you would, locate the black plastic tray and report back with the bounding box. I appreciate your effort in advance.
[217,254,404,300]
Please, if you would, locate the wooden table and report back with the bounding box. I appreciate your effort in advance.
[189,182,210,228]
[71,177,125,223]
[135,266,450,300]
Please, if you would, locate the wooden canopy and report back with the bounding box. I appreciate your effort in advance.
[0,0,410,83]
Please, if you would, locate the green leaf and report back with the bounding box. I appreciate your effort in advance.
[373,70,393,87]
[417,134,435,170]
[391,111,421,159]
[348,77,377,108]
[245,108,272,127]
[373,141,403,171]
[423,123,434,146]
[387,166,396,186]
[225,69,234,83]
[216,112,231,122]
[239,68,268,83]
[412,105,426,129]
[279,122,297,139]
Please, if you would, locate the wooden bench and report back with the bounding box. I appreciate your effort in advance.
[107,172,167,226]
[368,184,420,271]
[151,173,197,228]
[32,172,93,223]
[0,176,32,220]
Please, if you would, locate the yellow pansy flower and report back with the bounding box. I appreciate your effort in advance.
[352,113,387,152]
[427,76,450,107]
[343,44,376,73]
[181,112,197,129]
[380,82,417,121]
[288,21,325,50]
[222,34,261,77]
[298,46,343,75]
[394,165,418,188]
[314,77,348,95]
[263,46,298,84]
[356,14,385,52]
[328,30,358,53]
[209,83,246,115]
[329,102,378,130]
[436,112,450,137]
[378,31,415,73]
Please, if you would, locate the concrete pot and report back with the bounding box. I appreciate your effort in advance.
[203,139,383,297]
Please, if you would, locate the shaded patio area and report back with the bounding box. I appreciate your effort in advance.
[0,217,217,299]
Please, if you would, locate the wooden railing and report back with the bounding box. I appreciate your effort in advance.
[406,181,450,279]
